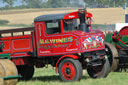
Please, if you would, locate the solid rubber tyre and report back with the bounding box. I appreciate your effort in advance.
[105,42,119,71]
[58,58,82,82]
[87,58,110,78]
[17,65,34,81]
[0,59,18,85]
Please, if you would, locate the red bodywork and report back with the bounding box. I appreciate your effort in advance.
[1,35,33,55]
[119,26,128,35]
[35,23,104,57]
[0,35,33,65]
[0,11,105,66]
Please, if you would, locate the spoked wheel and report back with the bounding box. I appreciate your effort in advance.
[87,58,110,78]
[58,58,82,82]
[105,42,119,71]
[17,65,34,81]
[0,59,18,85]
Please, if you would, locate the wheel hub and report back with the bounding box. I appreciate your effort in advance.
[66,68,71,75]
[61,62,76,80]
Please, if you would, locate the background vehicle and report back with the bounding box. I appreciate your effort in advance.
[105,23,128,72]
[0,9,110,83]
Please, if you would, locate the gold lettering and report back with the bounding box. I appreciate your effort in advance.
[40,39,44,44]
[40,37,73,44]
[45,39,50,44]
[50,39,56,44]
[68,37,73,42]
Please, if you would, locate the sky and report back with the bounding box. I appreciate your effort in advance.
[0,1,22,7]
[0,1,7,7]
[0,0,48,7]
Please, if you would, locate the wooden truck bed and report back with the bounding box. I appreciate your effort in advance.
[0,35,33,57]
[0,27,34,65]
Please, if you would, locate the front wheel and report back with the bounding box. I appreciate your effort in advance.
[58,58,82,82]
[87,58,110,78]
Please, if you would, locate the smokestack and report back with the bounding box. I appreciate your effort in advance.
[79,9,89,32]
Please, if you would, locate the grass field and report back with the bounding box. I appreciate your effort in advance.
[17,66,128,85]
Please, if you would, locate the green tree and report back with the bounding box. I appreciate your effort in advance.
[25,0,42,8]
[84,0,126,7]
[68,0,85,7]
[1,0,17,7]
[22,0,25,6]
[46,0,68,8]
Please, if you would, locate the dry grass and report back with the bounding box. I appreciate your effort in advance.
[87,8,125,24]
[0,26,21,30]
[0,8,77,25]
[0,8,125,29]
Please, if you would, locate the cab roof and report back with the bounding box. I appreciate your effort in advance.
[34,13,68,22]
[34,11,92,22]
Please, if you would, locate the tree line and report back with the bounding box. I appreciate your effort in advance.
[0,0,127,9]
[84,0,126,7]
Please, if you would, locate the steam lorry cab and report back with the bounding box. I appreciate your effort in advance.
[0,9,110,82]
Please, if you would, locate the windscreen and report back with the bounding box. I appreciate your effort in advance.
[63,18,91,32]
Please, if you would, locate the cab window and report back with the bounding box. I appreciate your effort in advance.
[46,20,61,34]
[63,18,91,32]
[63,19,78,32]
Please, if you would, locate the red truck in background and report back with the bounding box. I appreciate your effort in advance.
[0,9,110,82]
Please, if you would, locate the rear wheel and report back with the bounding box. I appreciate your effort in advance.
[58,58,82,82]
[17,65,34,81]
[0,59,18,85]
[105,42,119,71]
[87,58,110,78]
